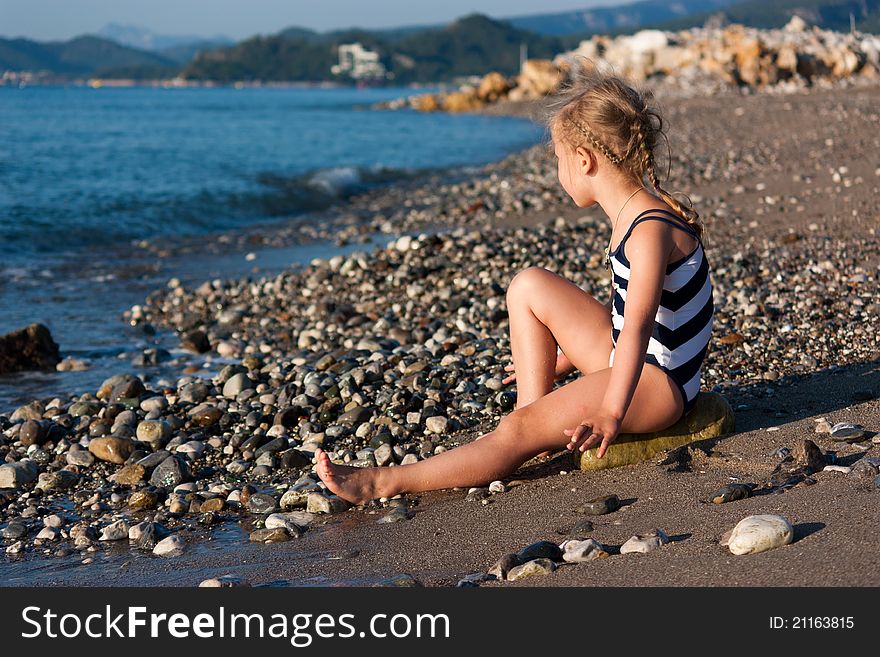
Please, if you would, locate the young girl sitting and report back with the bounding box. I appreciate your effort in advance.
[315,65,715,505]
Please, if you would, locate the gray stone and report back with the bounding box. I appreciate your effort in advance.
[830,423,867,441]
[306,492,351,514]
[1,519,28,540]
[377,507,414,523]
[264,512,312,535]
[153,534,186,557]
[847,458,880,482]
[66,448,95,467]
[0,460,40,489]
[374,443,394,466]
[578,494,620,515]
[100,519,130,541]
[561,538,609,563]
[248,493,278,515]
[149,455,192,489]
[37,470,79,491]
[222,373,253,398]
[338,405,373,425]
[620,529,670,554]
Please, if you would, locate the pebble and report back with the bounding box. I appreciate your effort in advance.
[306,492,351,514]
[264,512,312,534]
[152,534,186,557]
[560,538,608,563]
[620,529,670,554]
[488,480,506,493]
[792,439,826,472]
[829,423,867,441]
[517,540,564,563]
[87,437,134,464]
[248,493,279,515]
[136,420,171,448]
[100,519,130,541]
[149,455,192,489]
[199,575,247,587]
[578,494,620,515]
[249,527,292,543]
[814,419,832,434]
[506,558,556,581]
[727,515,794,555]
[847,458,879,482]
[0,460,40,489]
[823,465,851,473]
[110,464,146,486]
[488,553,522,580]
[708,483,754,504]
[377,507,414,523]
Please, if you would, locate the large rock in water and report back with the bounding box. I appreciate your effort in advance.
[574,392,735,472]
[0,323,60,374]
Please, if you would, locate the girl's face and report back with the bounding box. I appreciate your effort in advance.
[553,137,595,208]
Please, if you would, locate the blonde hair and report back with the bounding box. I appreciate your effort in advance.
[546,58,703,240]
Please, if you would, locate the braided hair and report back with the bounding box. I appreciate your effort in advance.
[546,57,703,240]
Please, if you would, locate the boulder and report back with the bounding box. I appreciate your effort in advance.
[0,323,60,374]
[516,59,563,98]
[574,392,735,472]
[477,71,510,102]
[441,89,483,113]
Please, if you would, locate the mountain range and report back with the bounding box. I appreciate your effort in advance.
[2,0,878,82]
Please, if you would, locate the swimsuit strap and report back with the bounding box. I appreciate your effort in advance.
[613,209,699,253]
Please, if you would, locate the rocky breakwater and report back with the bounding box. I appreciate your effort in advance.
[382,17,880,114]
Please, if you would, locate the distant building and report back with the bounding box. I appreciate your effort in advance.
[331,42,387,80]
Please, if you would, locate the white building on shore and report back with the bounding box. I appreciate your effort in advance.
[331,42,387,80]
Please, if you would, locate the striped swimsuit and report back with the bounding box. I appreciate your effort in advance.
[608,208,714,421]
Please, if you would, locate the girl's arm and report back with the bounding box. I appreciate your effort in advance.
[601,221,671,419]
[565,221,673,457]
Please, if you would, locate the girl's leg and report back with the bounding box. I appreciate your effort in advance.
[316,362,682,504]
[505,267,614,455]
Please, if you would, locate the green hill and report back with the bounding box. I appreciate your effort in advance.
[181,14,568,83]
[0,34,176,76]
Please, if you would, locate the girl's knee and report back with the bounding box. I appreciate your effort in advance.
[506,266,552,304]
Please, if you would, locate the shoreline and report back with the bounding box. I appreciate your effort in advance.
[1,81,879,587]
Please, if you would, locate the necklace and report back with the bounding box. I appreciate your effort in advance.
[603,187,643,270]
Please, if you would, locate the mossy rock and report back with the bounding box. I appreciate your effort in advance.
[574,392,736,472]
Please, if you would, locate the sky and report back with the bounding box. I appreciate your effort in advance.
[0,0,635,41]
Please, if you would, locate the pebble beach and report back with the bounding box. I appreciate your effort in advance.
[1,78,879,587]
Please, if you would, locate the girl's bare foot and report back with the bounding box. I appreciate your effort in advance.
[314,448,383,505]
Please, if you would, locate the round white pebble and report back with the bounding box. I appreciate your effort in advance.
[727,515,793,555]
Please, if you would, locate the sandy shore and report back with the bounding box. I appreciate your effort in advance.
[2,80,878,587]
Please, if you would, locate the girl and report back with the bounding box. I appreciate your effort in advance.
[315,65,714,505]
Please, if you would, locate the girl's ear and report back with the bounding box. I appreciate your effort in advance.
[574,146,594,175]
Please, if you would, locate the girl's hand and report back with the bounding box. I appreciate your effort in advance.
[501,362,517,385]
[563,413,622,459]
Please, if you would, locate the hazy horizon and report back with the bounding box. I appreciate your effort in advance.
[0,0,637,42]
